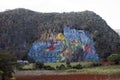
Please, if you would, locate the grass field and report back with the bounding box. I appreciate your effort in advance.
[21,63,36,70]
[66,65,120,74]
[20,62,120,74]
[44,62,94,68]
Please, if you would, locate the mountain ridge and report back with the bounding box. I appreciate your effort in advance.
[0,8,120,60]
[115,29,120,35]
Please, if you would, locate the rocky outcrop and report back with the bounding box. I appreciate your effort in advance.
[0,8,119,60]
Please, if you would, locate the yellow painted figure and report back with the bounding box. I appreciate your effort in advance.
[56,33,65,41]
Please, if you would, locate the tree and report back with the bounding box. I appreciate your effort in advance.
[35,62,44,69]
[0,50,16,80]
[107,54,120,64]
[72,64,82,69]
[66,62,72,69]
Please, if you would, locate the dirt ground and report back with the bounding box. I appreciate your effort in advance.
[5,74,120,80]
[5,70,120,80]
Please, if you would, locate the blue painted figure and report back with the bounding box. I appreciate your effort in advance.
[28,27,99,62]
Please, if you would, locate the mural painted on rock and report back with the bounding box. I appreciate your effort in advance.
[28,27,99,62]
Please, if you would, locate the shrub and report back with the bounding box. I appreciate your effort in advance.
[56,66,59,70]
[0,70,4,75]
[91,62,102,67]
[66,62,70,66]
[16,63,27,70]
[72,64,82,69]
[82,62,94,68]
[56,64,66,70]
[10,76,16,80]
[66,64,72,69]
[35,62,44,69]
[44,65,55,70]
[107,54,120,64]
[0,51,16,79]
[66,62,72,69]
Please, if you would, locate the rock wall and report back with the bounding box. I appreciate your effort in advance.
[28,27,99,62]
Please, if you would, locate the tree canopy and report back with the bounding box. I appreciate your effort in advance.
[0,50,16,79]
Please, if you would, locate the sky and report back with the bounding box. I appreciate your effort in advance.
[0,0,120,29]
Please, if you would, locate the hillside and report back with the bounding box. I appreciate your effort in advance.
[115,29,120,35]
[0,8,120,60]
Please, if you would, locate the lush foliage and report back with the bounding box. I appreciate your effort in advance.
[0,70,4,75]
[35,62,44,69]
[0,50,16,79]
[66,62,72,69]
[56,64,66,70]
[107,54,120,64]
[43,65,55,70]
[35,62,55,70]
[72,64,82,69]
[56,63,83,70]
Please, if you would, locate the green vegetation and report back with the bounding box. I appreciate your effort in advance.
[18,62,102,70]
[56,64,66,70]
[0,50,16,80]
[26,62,55,70]
[17,62,85,70]
[107,54,120,64]
[72,64,82,69]
[45,62,80,68]
[0,70,4,75]
[35,62,44,69]
[20,63,36,70]
[75,65,120,74]
[16,62,120,74]
[66,62,72,69]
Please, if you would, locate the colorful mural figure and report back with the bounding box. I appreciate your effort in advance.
[28,27,99,62]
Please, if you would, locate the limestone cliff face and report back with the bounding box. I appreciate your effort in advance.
[28,27,99,62]
[0,8,119,60]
